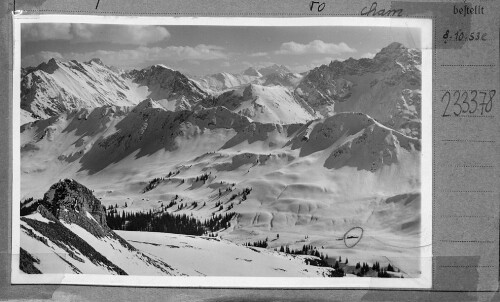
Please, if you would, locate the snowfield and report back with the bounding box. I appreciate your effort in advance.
[118,231,334,277]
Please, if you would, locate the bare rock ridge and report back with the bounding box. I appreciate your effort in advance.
[126,64,208,110]
[295,42,421,137]
[20,179,176,275]
[42,179,109,230]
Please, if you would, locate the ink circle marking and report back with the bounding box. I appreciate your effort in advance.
[343,227,364,248]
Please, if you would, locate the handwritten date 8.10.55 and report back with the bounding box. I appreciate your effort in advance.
[441,90,495,117]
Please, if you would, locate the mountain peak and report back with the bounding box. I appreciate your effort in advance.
[41,179,109,229]
[375,42,408,58]
[151,64,175,71]
[87,58,104,65]
[35,58,61,74]
[384,42,405,50]
[132,98,164,113]
[242,67,262,77]
[258,64,291,76]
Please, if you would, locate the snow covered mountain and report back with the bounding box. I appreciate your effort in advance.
[191,64,303,93]
[21,58,148,122]
[21,61,211,124]
[192,72,259,93]
[258,64,292,77]
[125,64,208,111]
[197,84,316,124]
[295,42,421,137]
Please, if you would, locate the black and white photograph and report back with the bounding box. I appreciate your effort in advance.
[12,16,432,288]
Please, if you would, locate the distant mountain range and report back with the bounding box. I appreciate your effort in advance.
[21,42,421,138]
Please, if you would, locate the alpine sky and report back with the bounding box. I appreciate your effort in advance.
[21,23,420,75]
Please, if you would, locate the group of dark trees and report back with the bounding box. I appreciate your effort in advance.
[194,173,210,183]
[244,239,268,248]
[354,261,398,277]
[226,187,252,203]
[143,177,163,193]
[142,170,181,193]
[166,170,180,178]
[355,262,372,276]
[276,244,329,261]
[106,209,235,236]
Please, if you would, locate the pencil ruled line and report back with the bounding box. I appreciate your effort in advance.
[439,266,496,268]
[441,115,495,118]
[438,190,495,193]
[441,64,496,67]
[439,240,494,243]
[440,215,495,218]
[441,139,495,143]
[446,165,494,168]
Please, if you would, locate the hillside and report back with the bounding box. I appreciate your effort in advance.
[197,84,317,124]
[20,179,336,277]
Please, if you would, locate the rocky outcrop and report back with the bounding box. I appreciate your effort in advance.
[294,42,421,138]
[127,64,208,110]
[40,179,110,234]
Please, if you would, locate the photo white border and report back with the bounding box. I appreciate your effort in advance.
[11,15,433,289]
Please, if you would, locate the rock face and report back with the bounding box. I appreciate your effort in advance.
[20,179,178,275]
[41,179,109,232]
[295,42,421,137]
[126,64,208,111]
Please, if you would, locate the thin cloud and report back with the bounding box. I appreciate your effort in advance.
[290,57,337,73]
[249,52,268,57]
[22,24,170,45]
[276,40,356,55]
[22,44,228,68]
[360,51,378,59]
[22,51,65,68]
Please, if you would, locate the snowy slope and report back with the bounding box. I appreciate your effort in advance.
[295,42,421,137]
[20,179,336,277]
[192,72,260,93]
[191,64,301,93]
[119,231,334,277]
[198,84,317,124]
[126,64,209,111]
[20,103,422,276]
[21,58,148,120]
[20,180,177,275]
